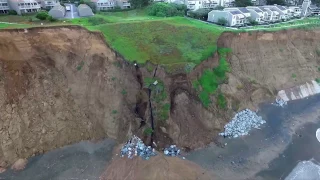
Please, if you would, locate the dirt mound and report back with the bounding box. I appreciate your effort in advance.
[100,149,212,180]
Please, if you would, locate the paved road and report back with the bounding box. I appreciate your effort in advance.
[64,3,79,19]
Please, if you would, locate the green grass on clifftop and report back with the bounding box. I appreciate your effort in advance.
[90,17,222,65]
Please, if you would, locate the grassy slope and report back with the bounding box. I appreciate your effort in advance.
[93,17,223,65]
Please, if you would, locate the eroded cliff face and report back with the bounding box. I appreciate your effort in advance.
[0,27,140,167]
[218,30,320,110]
[1,27,320,169]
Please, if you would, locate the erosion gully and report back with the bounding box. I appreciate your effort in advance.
[134,63,158,147]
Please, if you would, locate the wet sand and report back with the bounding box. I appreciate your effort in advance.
[186,94,320,180]
[0,139,116,180]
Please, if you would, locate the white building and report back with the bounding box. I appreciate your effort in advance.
[8,0,40,15]
[40,0,58,9]
[224,7,251,23]
[288,6,301,17]
[186,0,202,11]
[92,0,115,10]
[247,7,264,23]
[116,0,130,9]
[208,10,245,26]
[0,0,10,14]
[263,5,288,20]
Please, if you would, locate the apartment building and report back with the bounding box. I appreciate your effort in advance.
[0,0,10,13]
[39,0,58,9]
[92,0,115,10]
[288,6,301,17]
[208,10,245,26]
[116,0,130,9]
[8,0,40,15]
[224,7,251,23]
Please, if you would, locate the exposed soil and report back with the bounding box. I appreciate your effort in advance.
[100,145,213,180]
[0,27,140,167]
[1,26,320,175]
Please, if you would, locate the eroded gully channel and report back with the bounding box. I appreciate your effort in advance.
[134,63,158,146]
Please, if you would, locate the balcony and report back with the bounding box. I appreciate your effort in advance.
[19,5,40,9]
[0,6,9,10]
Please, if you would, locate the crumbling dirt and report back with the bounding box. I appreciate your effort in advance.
[218,30,320,110]
[0,27,140,167]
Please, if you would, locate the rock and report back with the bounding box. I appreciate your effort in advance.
[274,98,287,107]
[0,167,6,173]
[219,109,266,138]
[11,159,28,171]
[120,135,156,160]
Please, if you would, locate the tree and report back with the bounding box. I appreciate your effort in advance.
[234,0,253,7]
[129,0,150,8]
[266,0,285,5]
[36,11,49,20]
[147,3,186,17]
[188,8,211,20]
[217,18,228,26]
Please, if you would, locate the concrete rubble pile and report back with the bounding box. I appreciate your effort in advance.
[274,98,287,107]
[120,135,156,160]
[164,145,180,157]
[219,109,266,138]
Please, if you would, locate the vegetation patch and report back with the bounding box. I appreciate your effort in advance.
[143,127,153,135]
[144,77,169,121]
[94,17,222,66]
[193,48,231,107]
[217,93,227,109]
[77,61,85,71]
[292,73,297,78]
[147,3,186,17]
[316,78,320,83]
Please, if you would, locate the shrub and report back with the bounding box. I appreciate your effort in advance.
[112,110,118,114]
[143,127,153,135]
[318,67,320,72]
[292,73,297,78]
[217,18,228,26]
[121,89,127,95]
[8,10,17,15]
[188,8,211,20]
[248,18,258,25]
[217,93,227,109]
[147,3,186,17]
[47,15,57,22]
[315,78,320,83]
[36,11,49,20]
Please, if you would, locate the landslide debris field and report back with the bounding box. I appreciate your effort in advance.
[1,26,320,173]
